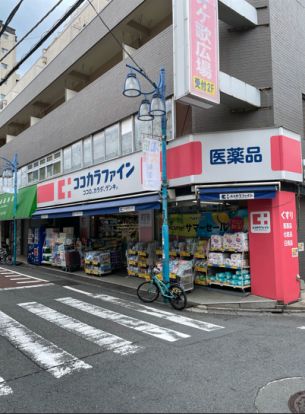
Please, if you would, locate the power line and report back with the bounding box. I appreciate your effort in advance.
[86,0,148,79]
[0,0,65,65]
[0,0,86,87]
[0,0,24,38]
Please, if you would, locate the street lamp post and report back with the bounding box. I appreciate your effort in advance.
[123,65,170,285]
[1,154,18,266]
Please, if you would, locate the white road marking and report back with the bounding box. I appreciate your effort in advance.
[0,377,13,396]
[0,268,47,283]
[57,297,190,342]
[10,278,31,281]
[0,310,91,378]
[4,275,26,278]
[17,281,44,284]
[63,286,224,332]
[0,284,53,292]
[19,302,141,356]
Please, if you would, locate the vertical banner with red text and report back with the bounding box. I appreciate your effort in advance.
[189,0,220,104]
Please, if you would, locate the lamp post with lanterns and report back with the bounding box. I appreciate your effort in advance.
[123,65,170,285]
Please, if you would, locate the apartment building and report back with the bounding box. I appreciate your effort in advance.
[0,0,303,304]
[0,22,17,108]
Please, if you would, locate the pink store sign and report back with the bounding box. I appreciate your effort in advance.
[189,0,220,104]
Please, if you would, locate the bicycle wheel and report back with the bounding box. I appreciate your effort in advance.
[137,281,159,303]
[169,284,187,310]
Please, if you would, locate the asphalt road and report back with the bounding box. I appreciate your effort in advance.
[0,264,305,413]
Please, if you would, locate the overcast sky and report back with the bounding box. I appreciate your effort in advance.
[1,0,79,75]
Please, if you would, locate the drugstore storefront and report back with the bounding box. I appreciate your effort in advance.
[30,126,303,304]
[165,127,303,304]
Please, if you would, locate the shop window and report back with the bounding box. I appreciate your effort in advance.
[53,161,61,175]
[121,118,133,155]
[63,147,72,171]
[54,151,61,159]
[46,155,53,163]
[71,142,82,170]
[39,158,45,165]
[93,131,105,163]
[83,136,92,166]
[135,116,152,151]
[39,167,46,181]
[105,124,120,159]
[33,170,38,181]
[33,161,39,168]
[27,172,33,183]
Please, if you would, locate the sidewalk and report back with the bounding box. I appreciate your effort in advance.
[17,256,305,313]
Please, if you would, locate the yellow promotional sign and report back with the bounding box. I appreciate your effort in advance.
[168,214,201,237]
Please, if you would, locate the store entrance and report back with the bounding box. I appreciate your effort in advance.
[162,200,251,294]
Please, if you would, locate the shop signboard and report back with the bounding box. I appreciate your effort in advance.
[173,0,220,108]
[0,185,37,220]
[167,127,303,186]
[250,211,271,233]
[219,193,254,201]
[37,152,146,208]
[167,209,248,238]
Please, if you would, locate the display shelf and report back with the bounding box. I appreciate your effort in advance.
[138,261,149,268]
[207,280,251,289]
[128,259,138,266]
[127,249,137,255]
[194,266,208,272]
[179,251,193,258]
[138,251,148,257]
[209,248,248,253]
[208,264,250,270]
[194,252,206,259]
[169,250,178,257]
[156,249,162,256]
[194,278,208,286]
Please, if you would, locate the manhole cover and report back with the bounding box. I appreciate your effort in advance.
[288,391,305,413]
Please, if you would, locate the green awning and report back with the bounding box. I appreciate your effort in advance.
[0,185,37,221]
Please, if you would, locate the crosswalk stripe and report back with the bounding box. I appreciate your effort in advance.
[0,284,53,292]
[63,286,224,332]
[57,297,190,342]
[0,310,91,378]
[10,278,30,281]
[19,302,142,356]
[0,377,13,396]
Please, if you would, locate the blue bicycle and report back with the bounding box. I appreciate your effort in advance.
[137,267,187,310]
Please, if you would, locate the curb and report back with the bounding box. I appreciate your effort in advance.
[15,262,305,314]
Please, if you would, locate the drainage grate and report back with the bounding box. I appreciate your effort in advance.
[288,391,305,413]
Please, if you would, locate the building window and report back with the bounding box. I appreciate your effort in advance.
[105,124,120,159]
[1,63,7,70]
[53,161,61,175]
[46,164,53,178]
[63,147,72,171]
[93,131,105,163]
[121,118,133,155]
[39,167,46,181]
[71,141,82,170]
[83,136,92,166]
[135,116,152,150]
[1,48,8,54]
